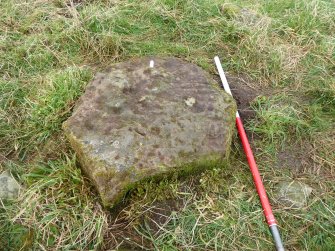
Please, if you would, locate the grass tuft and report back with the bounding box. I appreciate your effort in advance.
[1,156,107,250]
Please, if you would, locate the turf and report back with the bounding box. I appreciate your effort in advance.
[0,0,334,250]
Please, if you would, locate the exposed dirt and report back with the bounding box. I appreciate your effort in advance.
[276,137,334,177]
[102,194,187,250]
[226,76,259,122]
[276,142,314,172]
[213,74,260,123]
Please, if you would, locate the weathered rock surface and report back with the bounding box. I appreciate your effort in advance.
[63,57,236,206]
[0,171,21,200]
[276,181,312,208]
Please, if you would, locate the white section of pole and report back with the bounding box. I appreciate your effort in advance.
[214,56,240,118]
[214,56,232,95]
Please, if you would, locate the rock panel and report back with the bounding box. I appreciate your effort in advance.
[63,57,236,206]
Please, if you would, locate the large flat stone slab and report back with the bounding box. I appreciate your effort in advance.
[63,57,236,206]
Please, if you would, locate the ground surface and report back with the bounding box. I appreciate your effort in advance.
[0,0,334,250]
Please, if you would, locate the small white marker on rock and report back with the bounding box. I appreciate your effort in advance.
[185,97,196,107]
[149,60,154,68]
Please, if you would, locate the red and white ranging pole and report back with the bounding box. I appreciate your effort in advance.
[214,56,285,251]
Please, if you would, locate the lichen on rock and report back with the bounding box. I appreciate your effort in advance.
[63,57,236,207]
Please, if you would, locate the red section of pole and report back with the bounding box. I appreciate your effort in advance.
[235,117,276,226]
[214,56,284,250]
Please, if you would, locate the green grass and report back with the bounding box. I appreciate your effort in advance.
[0,0,334,250]
[1,157,106,250]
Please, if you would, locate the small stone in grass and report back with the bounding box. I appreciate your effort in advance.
[276,181,312,209]
[0,170,21,200]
